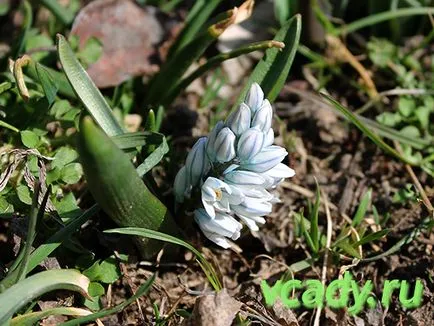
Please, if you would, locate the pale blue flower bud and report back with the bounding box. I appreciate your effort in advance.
[214,127,236,163]
[231,197,272,217]
[206,121,224,161]
[241,145,287,173]
[237,128,264,161]
[173,166,190,202]
[226,103,251,136]
[264,128,274,147]
[251,99,272,132]
[245,82,264,113]
[194,208,242,248]
[224,170,265,186]
[185,137,209,186]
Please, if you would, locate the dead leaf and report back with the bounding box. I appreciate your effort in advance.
[271,300,299,326]
[182,289,242,326]
[70,0,163,88]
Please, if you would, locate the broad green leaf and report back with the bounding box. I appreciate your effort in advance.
[105,227,222,291]
[398,97,416,117]
[20,130,39,148]
[25,32,53,61]
[60,162,83,184]
[10,307,92,326]
[35,63,58,106]
[233,14,301,108]
[0,269,90,324]
[352,189,372,227]
[77,37,103,65]
[77,117,178,258]
[56,34,123,136]
[0,197,14,214]
[52,147,79,169]
[83,256,121,284]
[60,273,155,326]
[376,112,402,127]
[16,184,32,205]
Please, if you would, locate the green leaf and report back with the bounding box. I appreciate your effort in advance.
[35,63,58,106]
[337,239,361,259]
[0,197,14,214]
[40,0,75,25]
[0,205,99,291]
[10,307,93,326]
[310,179,320,252]
[25,32,53,61]
[20,130,39,148]
[60,274,155,326]
[352,189,372,227]
[16,184,32,205]
[60,162,83,184]
[56,34,123,136]
[52,147,79,169]
[367,38,396,67]
[77,117,178,258]
[0,269,90,324]
[167,0,222,58]
[105,227,222,291]
[353,229,390,247]
[321,93,415,165]
[398,97,416,117]
[376,112,402,127]
[77,37,103,65]
[136,135,169,177]
[233,14,301,108]
[83,257,121,284]
[415,106,431,129]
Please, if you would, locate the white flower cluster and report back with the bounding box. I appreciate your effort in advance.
[174,83,295,248]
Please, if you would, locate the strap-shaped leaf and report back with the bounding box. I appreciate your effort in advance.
[35,63,58,106]
[77,117,178,258]
[0,270,90,324]
[56,34,123,136]
[233,14,301,108]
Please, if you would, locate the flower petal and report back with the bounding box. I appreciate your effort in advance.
[206,121,224,161]
[237,128,265,161]
[245,82,264,113]
[224,170,265,186]
[185,137,209,186]
[251,100,272,132]
[214,127,236,163]
[226,103,251,136]
[173,166,189,202]
[240,145,287,173]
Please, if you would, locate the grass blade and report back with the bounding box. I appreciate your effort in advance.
[10,307,92,326]
[40,0,75,25]
[168,0,222,58]
[320,93,415,165]
[105,227,222,291]
[35,63,58,106]
[310,179,320,252]
[233,14,301,108]
[0,270,90,324]
[15,183,50,283]
[335,7,434,36]
[61,273,155,326]
[352,189,372,227]
[136,135,169,177]
[56,34,123,136]
[0,205,99,290]
[353,229,390,247]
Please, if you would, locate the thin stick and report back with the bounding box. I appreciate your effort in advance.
[313,192,333,326]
